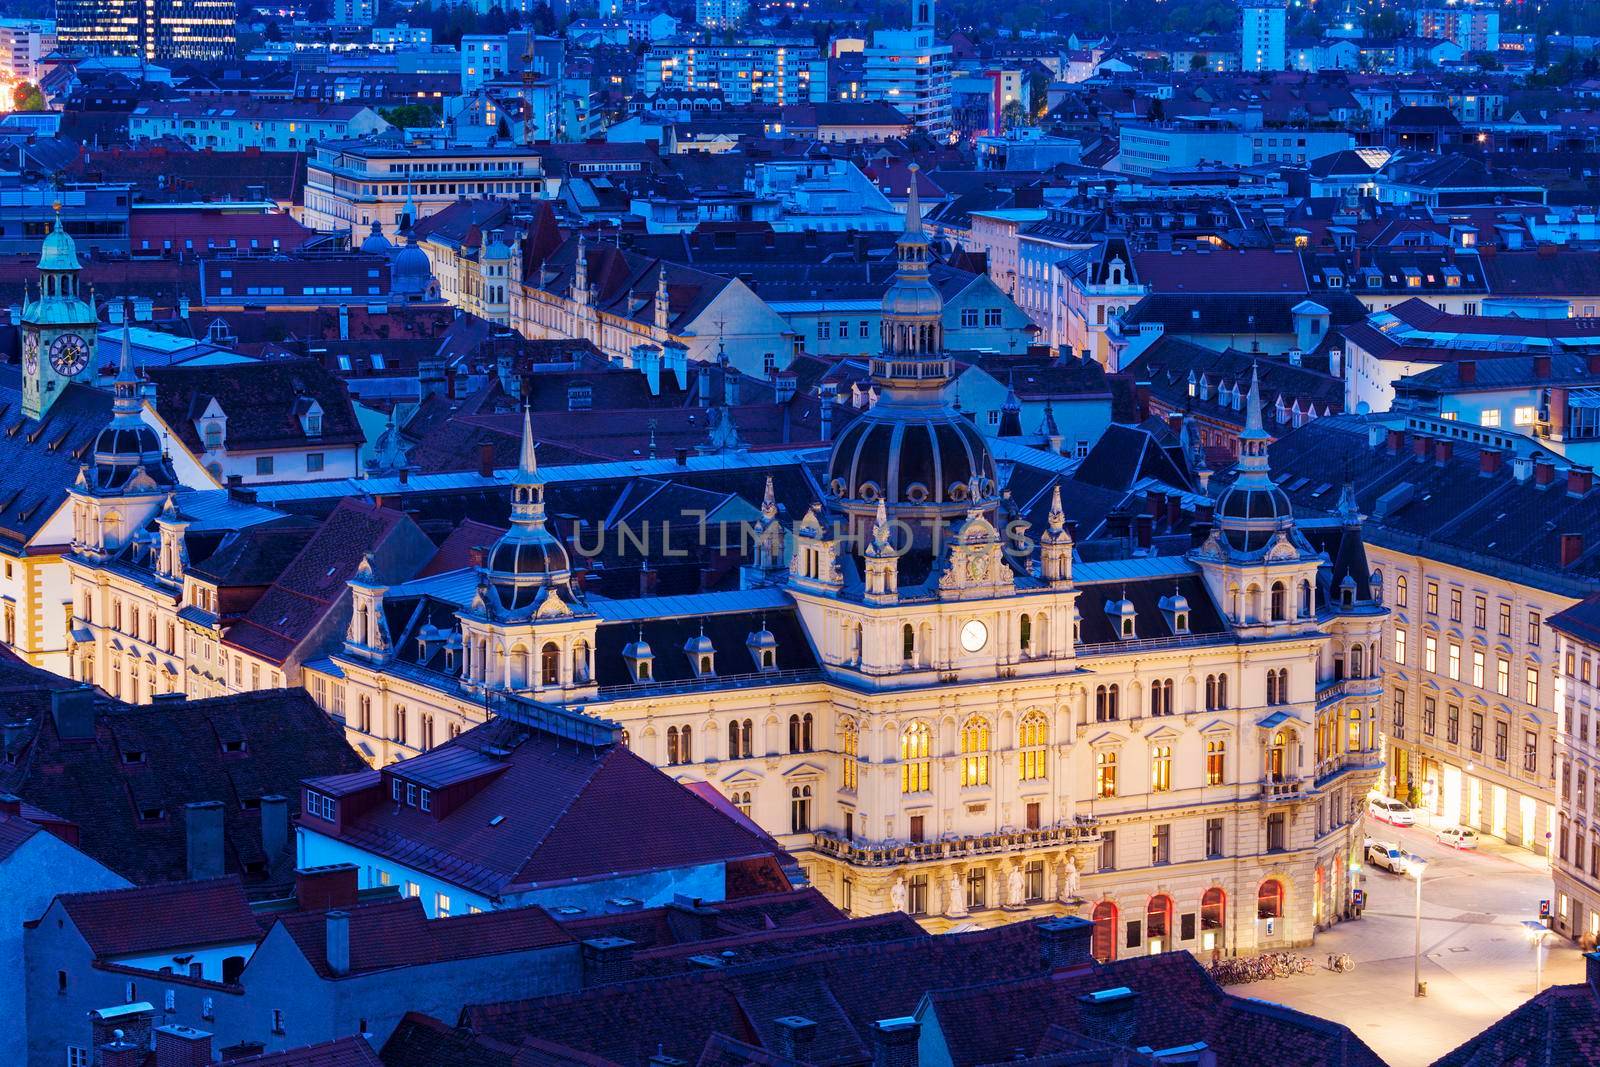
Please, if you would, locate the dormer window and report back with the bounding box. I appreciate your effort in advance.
[1106,596,1137,639]
[623,635,654,683]
[204,423,222,450]
[1160,590,1191,635]
[685,630,715,678]
[746,627,778,672]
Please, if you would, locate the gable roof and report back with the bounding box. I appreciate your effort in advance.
[303,714,787,899]
[1,683,367,891]
[55,876,262,958]
[0,370,113,551]
[272,895,572,979]
[148,358,364,455]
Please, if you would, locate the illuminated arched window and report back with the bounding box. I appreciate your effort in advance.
[840,717,859,790]
[1095,749,1117,798]
[900,722,931,793]
[1151,745,1172,791]
[958,717,990,787]
[1257,878,1284,920]
[1018,712,1048,781]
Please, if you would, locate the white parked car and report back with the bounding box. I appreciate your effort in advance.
[1366,841,1406,873]
[1368,797,1415,826]
[1437,826,1479,850]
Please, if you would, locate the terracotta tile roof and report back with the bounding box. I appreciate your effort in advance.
[56,876,262,958]
[304,717,785,899]
[274,896,572,979]
[216,1036,383,1066]
[224,498,428,665]
[1,685,368,890]
[148,358,364,455]
[417,519,506,578]
[380,1012,621,1067]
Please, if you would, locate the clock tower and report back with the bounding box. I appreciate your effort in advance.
[21,211,99,421]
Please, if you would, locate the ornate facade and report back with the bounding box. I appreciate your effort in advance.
[292,185,1387,958]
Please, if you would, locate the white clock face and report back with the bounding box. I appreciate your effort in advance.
[960,619,988,653]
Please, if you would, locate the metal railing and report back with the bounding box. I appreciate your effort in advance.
[810,820,1100,868]
[594,666,823,700]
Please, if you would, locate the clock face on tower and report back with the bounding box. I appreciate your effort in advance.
[21,332,38,377]
[49,333,90,377]
[960,618,989,653]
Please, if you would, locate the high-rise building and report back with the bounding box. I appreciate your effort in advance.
[1239,0,1287,72]
[862,0,952,132]
[695,0,747,30]
[0,18,57,83]
[332,0,379,27]
[55,0,235,62]
[1415,3,1500,53]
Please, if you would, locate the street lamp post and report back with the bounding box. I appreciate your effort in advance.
[1410,856,1429,997]
[1523,920,1551,994]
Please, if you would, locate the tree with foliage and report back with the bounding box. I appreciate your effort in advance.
[12,82,45,111]
[379,103,441,129]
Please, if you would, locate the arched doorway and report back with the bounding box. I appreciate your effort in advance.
[1201,888,1226,954]
[1146,895,1173,954]
[1091,901,1117,963]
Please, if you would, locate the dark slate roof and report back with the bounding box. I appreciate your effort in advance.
[1242,415,1600,594]
[1480,249,1600,298]
[0,370,113,551]
[56,877,262,957]
[1550,595,1600,650]
[1395,351,1600,395]
[273,895,572,979]
[303,716,786,898]
[1073,422,1196,494]
[1121,291,1369,334]
[1432,975,1600,1066]
[148,358,364,454]
[592,607,816,688]
[379,1013,532,1067]
[0,685,368,891]
[1074,572,1230,645]
[1125,339,1344,432]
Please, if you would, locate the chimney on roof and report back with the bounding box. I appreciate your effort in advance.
[580,937,636,986]
[1434,439,1453,465]
[184,801,225,882]
[1412,435,1430,459]
[325,910,351,977]
[639,564,659,598]
[1165,493,1182,531]
[1534,354,1552,379]
[871,1018,920,1067]
[1480,449,1503,476]
[675,446,688,467]
[96,1034,146,1067]
[295,864,360,910]
[468,545,486,568]
[92,1004,156,1065]
[1535,458,1556,487]
[259,795,288,862]
[1134,513,1153,551]
[1562,533,1586,568]
[1513,455,1534,482]
[1589,353,1600,375]
[1038,916,1095,970]
[153,1025,212,1067]
[1570,467,1595,498]
[479,442,496,479]
[1386,428,1405,455]
[1458,360,1476,384]
[50,686,96,741]
[774,1017,818,1061]
[1078,988,1140,1050]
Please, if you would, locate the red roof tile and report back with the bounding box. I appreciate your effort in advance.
[57,877,262,958]
[213,1036,382,1066]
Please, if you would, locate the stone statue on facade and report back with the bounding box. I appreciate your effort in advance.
[890,877,908,914]
[946,872,968,917]
[1060,856,1081,902]
[1007,863,1025,907]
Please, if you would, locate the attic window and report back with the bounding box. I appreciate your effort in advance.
[138,806,166,822]
[304,412,323,436]
[221,739,246,754]
[568,385,593,411]
[371,354,386,371]
[419,788,432,813]
[121,749,145,765]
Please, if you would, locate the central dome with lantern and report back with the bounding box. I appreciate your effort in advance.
[826,168,996,545]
